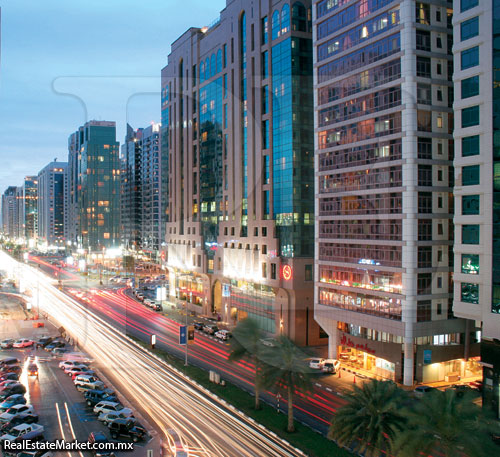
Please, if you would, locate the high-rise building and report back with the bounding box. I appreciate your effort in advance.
[67,121,120,251]
[121,123,162,253]
[313,0,480,385]
[37,162,67,245]
[162,0,323,344]
[23,176,38,240]
[1,186,20,238]
[452,0,500,417]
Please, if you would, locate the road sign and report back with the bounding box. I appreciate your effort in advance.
[179,325,187,345]
[187,325,195,344]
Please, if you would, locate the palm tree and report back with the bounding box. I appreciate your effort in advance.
[394,388,499,457]
[228,318,267,410]
[328,379,407,457]
[261,335,313,432]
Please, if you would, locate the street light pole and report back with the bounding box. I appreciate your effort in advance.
[185,293,191,366]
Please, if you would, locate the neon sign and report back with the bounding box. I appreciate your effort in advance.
[282,265,292,281]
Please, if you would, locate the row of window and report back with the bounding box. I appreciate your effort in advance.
[319,219,402,241]
[319,193,402,216]
[321,166,402,194]
[319,242,402,267]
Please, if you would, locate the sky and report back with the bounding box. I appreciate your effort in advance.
[0,0,225,192]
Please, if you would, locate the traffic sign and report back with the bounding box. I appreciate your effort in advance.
[179,325,187,345]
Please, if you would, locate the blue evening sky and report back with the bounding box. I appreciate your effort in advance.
[0,0,225,192]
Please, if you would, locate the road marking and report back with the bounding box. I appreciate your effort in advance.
[64,402,84,457]
[55,402,72,457]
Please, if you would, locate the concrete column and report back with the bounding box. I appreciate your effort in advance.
[328,325,338,359]
[403,338,414,386]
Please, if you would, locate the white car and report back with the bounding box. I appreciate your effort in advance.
[12,339,34,348]
[93,401,128,415]
[322,359,341,373]
[0,339,14,349]
[97,410,134,426]
[308,358,325,370]
[74,375,104,391]
[0,423,44,442]
[214,330,232,341]
[59,360,87,371]
[0,404,35,422]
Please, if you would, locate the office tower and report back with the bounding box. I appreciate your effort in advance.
[23,176,38,240]
[313,0,479,384]
[37,162,67,246]
[452,0,500,417]
[121,124,143,250]
[1,186,20,238]
[161,0,323,344]
[121,123,162,253]
[68,121,120,251]
[67,131,80,245]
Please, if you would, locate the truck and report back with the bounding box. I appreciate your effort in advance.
[0,423,44,442]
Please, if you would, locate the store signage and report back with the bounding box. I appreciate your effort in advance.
[282,265,292,281]
[340,333,376,355]
[423,349,432,365]
[222,284,231,297]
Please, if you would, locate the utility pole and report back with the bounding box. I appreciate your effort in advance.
[185,297,189,366]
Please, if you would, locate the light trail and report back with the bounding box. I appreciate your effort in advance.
[3,252,306,457]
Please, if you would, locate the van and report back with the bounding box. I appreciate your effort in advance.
[74,375,104,392]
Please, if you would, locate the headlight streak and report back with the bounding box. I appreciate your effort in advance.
[2,252,305,457]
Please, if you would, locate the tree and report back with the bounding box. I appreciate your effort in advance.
[328,379,407,456]
[261,335,313,432]
[228,318,267,410]
[394,388,499,457]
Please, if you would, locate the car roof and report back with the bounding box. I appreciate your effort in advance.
[98,401,119,406]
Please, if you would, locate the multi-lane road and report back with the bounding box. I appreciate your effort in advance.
[2,251,346,456]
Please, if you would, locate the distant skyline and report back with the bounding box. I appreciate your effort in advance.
[0,0,225,192]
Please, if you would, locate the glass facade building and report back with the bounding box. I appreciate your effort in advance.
[452,0,500,418]
[314,0,478,385]
[23,176,38,240]
[161,0,322,345]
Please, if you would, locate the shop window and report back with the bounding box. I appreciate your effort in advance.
[461,282,479,304]
[462,224,480,244]
[461,254,479,274]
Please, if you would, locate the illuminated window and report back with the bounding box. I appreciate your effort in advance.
[103,233,110,239]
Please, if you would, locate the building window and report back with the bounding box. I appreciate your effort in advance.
[417,56,431,77]
[271,263,277,280]
[418,137,432,159]
[418,246,432,268]
[262,262,267,278]
[417,300,432,322]
[262,120,270,149]
[461,283,479,304]
[461,0,478,12]
[462,135,480,157]
[461,106,479,128]
[417,110,432,132]
[461,75,479,99]
[262,16,268,44]
[271,10,280,40]
[417,84,432,105]
[418,192,432,213]
[264,155,270,184]
[462,254,479,274]
[416,3,430,25]
[262,86,269,114]
[462,224,480,244]
[418,165,432,186]
[304,264,313,281]
[262,51,268,78]
[461,16,479,41]
[416,30,431,51]
[417,274,432,294]
[437,276,442,288]
[462,165,480,185]
[461,46,479,70]
[462,195,480,215]
[223,44,227,67]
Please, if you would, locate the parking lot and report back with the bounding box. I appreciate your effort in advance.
[0,296,157,457]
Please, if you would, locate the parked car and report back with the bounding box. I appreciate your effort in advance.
[413,385,438,397]
[0,395,26,412]
[67,367,94,377]
[12,339,34,349]
[259,338,277,347]
[0,423,44,443]
[308,358,325,370]
[88,431,115,457]
[27,364,39,377]
[0,373,19,383]
[0,365,22,375]
[52,348,68,356]
[0,381,18,389]
[59,360,85,371]
[0,413,39,433]
[214,330,232,341]
[0,358,20,368]
[203,324,218,335]
[0,384,26,400]
[0,340,15,349]
[153,303,163,312]
[193,322,204,331]
[84,390,117,407]
[322,359,341,374]
[45,340,65,351]
[36,337,53,348]
[0,404,35,423]
[74,375,104,392]
[108,419,146,442]
[16,450,52,457]
[93,401,128,416]
[98,410,134,426]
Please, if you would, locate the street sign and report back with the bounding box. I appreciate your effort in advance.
[179,325,187,345]
[187,325,195,344]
